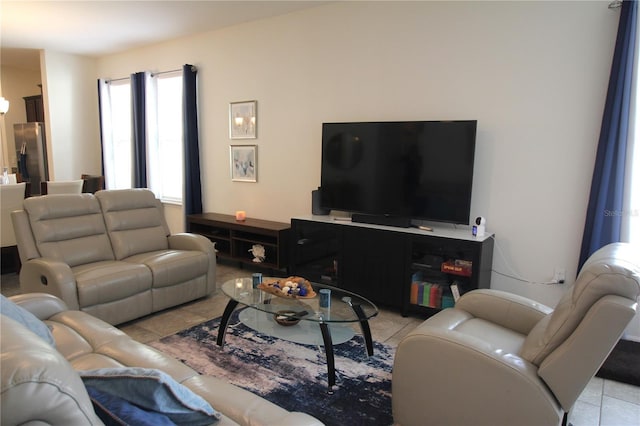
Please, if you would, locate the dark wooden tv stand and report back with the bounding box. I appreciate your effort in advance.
[290,215,494,316]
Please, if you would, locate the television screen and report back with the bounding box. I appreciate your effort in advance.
[320,120,477,225]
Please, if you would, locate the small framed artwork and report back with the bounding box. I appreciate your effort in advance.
[229,100,257,139]
[230,145,257,182]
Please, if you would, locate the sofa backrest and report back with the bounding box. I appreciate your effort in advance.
[515,243,640,411]
[96,188,170,260]
[520,243,640,366]
[20,194,115,267]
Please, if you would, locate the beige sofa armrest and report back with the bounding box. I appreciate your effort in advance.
[393,324,562,426]
[20,259,80,310]
[168,232,215,253]
[8,293,69,320]
[456,289,553,335]
[183,376,324,426]
[168,233,218,293]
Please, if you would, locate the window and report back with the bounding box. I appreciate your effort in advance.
[100,71,184,203]
[626,97,639,243]
[624,11,640,245]
[100,79,132,190]
[148,72,183,203]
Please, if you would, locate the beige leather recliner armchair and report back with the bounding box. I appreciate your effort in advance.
[392,242,639,426]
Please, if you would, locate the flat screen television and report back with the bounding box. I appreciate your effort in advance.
[320,120,477,227]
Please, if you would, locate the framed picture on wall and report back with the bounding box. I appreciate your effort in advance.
[229,100,257,139]
[230,145,257,182]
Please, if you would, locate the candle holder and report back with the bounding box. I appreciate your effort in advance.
[234,278,244,297]
[235,211,246,221]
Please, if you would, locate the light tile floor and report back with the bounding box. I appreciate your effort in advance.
[2,263,639,425]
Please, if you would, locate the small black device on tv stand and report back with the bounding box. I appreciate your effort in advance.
[351,213,412,228]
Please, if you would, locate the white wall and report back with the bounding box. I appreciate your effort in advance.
[40,50,101,180]
[93,1,630,330]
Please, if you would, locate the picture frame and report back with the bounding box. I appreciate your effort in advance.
[229,100,257,139]
[230,145,257,182]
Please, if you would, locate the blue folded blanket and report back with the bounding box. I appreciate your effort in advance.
[80,367,221,425]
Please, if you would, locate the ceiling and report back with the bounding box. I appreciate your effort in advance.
[1,1,327,70]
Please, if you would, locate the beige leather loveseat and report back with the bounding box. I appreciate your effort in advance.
[1,292,323,425]
[11,188,217,325]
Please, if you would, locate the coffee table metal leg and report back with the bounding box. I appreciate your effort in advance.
[319,322,336,391]
[351,304,374,356]
[217,299,239,347]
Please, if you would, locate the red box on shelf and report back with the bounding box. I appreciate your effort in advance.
[441,260,472,277]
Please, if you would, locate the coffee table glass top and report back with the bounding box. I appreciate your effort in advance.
[221,277,378,323]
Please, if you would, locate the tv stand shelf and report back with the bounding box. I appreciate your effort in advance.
[187,213,290,271]
[290,215,494,316]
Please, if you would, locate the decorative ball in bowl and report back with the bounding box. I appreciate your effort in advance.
[274,310,300,326]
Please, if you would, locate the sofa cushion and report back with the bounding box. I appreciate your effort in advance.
[1,294,55,346]
[80,367,222,425]
[96,189,170,260]
[23,194,115,267]
[72,260,153,307]
[125,250,210,289]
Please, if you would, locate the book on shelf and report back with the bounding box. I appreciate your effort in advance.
[422,283,432,306]
[410,281,419,304]
[441,294,455,308]
[409,281,452,309]
[411,271,423,305]
[429,284,442,308]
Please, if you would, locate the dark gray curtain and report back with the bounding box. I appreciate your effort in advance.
[131,72,147,188]
[96,80,107,181]
[183,64,203,221]
[579,0,637,268]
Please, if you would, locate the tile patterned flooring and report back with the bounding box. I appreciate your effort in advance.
[2,263,639,425]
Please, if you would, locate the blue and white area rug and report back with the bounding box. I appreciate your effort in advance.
[149,309,395,425]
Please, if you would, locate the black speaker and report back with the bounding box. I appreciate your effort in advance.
[351,213,412,228]
[312,188,330,215]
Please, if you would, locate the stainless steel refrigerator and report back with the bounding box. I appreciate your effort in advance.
[14,122,49,195]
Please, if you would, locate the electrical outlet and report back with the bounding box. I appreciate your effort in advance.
[553,267,566,284]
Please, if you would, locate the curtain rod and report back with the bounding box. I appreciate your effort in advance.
[105,76,129,83]
[150,69,182,77]
[106,67,187,83]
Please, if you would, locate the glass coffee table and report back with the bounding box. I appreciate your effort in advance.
[217,277,379,389]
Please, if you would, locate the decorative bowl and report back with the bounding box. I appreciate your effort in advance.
[274,310,301,326]
[258,276,317,299]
